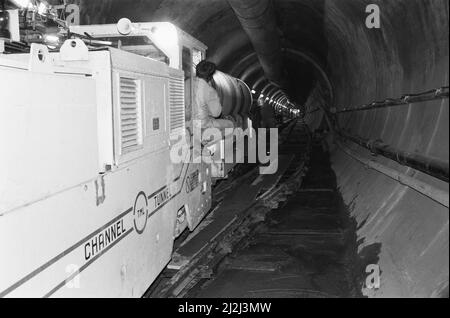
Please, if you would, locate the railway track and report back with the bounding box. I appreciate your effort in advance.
[145,120,313,298]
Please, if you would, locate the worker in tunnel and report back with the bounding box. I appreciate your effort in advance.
[192,61,235,133]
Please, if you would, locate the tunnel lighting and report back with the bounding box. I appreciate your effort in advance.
[117,18,133,35]
[11,0,33,9]
[37,1,48,15]
[44,34,59,44]
[151,24,178,47]
[251,90,256,94]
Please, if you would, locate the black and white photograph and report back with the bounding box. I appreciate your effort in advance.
[0,0,448,303]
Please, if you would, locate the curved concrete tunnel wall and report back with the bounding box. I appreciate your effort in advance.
[70,0,449,297]
[322,0,449,298]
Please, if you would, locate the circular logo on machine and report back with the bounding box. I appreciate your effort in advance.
[133,192,149,235]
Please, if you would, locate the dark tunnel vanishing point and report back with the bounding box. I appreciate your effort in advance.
[61,0,448,297]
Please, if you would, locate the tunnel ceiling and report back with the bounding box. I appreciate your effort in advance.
[66,0,448,111]
[61,0,340,105]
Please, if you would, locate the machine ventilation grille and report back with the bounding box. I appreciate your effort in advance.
[119,77,142,154]
[169,74,185,135]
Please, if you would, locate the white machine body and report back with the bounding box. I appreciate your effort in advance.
[0,20,252,297]
[0,22,212,298]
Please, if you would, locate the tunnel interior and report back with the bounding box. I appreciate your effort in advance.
[49,0,449,297]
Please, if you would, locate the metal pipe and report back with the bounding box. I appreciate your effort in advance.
[337,143,449,208]
[212,71,253,127]
[338,130,449,182]
[227,0,284,86]
[336,86,449,114]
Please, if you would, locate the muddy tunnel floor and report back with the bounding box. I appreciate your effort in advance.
[187,141,361,298]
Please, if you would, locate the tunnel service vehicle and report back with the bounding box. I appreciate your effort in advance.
[0,19,253,297]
